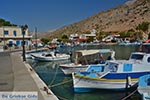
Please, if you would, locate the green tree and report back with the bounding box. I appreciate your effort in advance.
[62,34,68,39]
[0,18,17,26]
[61,34,69,42]
[136,22,150,32]
[41,38,49,44]
[87,37,94,43]
[126,31,132,37]
[96,31,104,40]
[119,32,126,38]
[57,38,62,43]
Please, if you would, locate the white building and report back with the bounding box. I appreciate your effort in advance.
[69,34,79,41]
[102,35,114,42]
[0,26,32,50]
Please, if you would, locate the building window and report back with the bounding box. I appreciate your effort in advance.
[4,30,9,35]
[8,41,13,47]
[123,64,132,72]
[22,31,26,35]
[13,31,17,36]
[16,41,20,46]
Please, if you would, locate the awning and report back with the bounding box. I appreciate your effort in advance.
[75,49,100,56]
[75,49,114,56]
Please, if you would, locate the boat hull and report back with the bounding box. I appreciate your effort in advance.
[59,64,88,75]
[73,72,150,92]
[31,54,70,61]
[73,76,135,92]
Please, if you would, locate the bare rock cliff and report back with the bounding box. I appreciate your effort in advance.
[49,0,150,37]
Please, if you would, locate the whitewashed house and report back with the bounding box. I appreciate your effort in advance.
[0,26,32,50]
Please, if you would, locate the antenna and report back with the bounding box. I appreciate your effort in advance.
[35,27,37,51]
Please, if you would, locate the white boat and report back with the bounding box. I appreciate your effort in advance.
[31,51,70,61]
[59,49,115,75]
[72,52,150,92]
[59,63,89,75]
[138,74,150,100]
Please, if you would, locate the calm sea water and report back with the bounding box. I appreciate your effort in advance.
[27,45,141,100]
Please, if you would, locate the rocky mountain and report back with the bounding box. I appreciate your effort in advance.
[48,0,150,38]
[29,29,56,39]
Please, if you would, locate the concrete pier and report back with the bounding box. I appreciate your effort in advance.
[0,52,58,100]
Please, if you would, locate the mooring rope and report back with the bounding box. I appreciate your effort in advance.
[48,79,73,100]
[121,88,138,100]
[35,71,63,74]
[48,79,73,88]
[49,66,59,85]
[57,95,68,100]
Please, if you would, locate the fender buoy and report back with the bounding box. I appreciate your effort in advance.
[146,39,150,44]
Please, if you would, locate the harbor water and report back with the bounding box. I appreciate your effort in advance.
[27,45,141,100]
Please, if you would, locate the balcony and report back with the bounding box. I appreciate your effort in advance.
[0,35,32,40]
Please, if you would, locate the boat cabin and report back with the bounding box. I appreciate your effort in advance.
[74,49,115,65]
[104,52,150,73]
[75,52,150,79]
[42,53,53,57]
[41,52,56,57]
[129,52,150,63]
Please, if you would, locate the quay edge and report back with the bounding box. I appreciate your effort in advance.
[0,51,58,100]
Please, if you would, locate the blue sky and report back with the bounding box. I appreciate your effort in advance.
[0,0,128,32]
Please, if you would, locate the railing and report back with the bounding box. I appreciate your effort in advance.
[0,35,32,39]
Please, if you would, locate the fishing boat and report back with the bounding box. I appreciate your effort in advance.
[59,63,89,75]
[31,51,70,61]
[138,74,150,100]
[59,49,115,75]
[72,52,150,92]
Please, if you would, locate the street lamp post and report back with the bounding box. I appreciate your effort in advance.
[21,25,28,62]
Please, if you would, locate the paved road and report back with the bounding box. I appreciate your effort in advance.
[0,52,13,91]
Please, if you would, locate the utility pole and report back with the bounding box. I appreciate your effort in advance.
[21,25,28,62]
[35,27,37,51]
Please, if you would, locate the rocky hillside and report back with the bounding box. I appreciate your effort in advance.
[48,0,150,38]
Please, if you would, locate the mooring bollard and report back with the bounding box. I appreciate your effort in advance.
[125,74,131,96]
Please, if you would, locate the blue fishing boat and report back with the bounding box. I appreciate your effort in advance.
[138,74,150,100]
[72,52,150,92]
